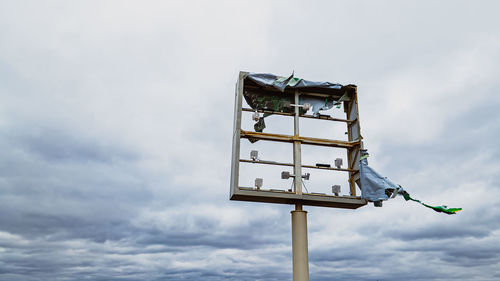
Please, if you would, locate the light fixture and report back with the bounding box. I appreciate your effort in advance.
[332,185,341,196]
[281,171,292,179]
[282,171,310,180]
[250,150,259,161]
[252,110,260,121]
[335,158,343,169]
[255,178,263,189]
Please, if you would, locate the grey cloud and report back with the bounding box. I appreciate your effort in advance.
[1,1,500,281]
[0,127,153,248]
[383,223,491,241]
[11,128,137,163]
[398,241,500,267]
[134,224,287,250]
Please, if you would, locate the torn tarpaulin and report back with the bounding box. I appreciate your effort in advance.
[246,72,343,92]
[244,89,336,118]
[360,153,400,203]
[359,151,462,214]
[301,91,350,117]
[243,72,353,136]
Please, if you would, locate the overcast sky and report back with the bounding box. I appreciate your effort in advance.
[1,1,500,280]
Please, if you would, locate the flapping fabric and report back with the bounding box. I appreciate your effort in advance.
[246,72,343,92]
[360,154,462,214]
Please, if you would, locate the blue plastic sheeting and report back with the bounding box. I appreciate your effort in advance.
[360,157,400,202]
[247,72,343,92]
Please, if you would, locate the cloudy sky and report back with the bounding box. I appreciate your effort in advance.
[1,1,500,280]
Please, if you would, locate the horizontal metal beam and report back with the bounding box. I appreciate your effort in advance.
[240,130,360,149]
[239,159,357,172]
[240,159,293,167]
[231,187,367,209]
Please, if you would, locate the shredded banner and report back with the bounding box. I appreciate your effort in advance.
[360,153,462,215]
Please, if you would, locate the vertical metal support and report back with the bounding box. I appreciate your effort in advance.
[292,204,309,281]
[293,89,302,195]
[345,87,361,196]
[292,89,309,281]
[230,72,246,198]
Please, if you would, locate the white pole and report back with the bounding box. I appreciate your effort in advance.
[292,89,309,281]
[292,204,309,281]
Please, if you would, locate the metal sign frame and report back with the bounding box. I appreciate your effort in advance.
[230,71,367,209]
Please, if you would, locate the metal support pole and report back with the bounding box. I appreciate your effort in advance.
[292,89,309,281]
[293,89,302,195]
[292,204,309,281]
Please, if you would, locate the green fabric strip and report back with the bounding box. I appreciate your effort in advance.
[401,191,462,215]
